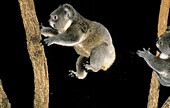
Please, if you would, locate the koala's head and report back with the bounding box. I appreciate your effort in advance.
[49,3,76,33]
[156,32,170,56]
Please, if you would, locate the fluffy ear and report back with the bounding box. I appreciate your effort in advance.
[64,7,72,18]
[62,3,76,19]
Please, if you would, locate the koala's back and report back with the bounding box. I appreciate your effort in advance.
[74,21,113,57]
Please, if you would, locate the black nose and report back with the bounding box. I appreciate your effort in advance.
[53,24,55,28]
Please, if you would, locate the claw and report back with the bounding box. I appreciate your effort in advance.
[43,38,48,44]
[137,50,141,53]
[43,38,53,46]
[40,23,43,27]
[68,70,76,77]
[40,23,46,29]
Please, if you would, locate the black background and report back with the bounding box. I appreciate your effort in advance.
[0,0,170,108]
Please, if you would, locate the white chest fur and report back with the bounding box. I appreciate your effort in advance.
[159,53,169,59]
[58,20,72,34]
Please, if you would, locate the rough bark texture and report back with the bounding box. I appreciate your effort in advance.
[147,0,170,108]
[0,80,11,108]
[147,72,160,108]
[162,96,170,108]
[18,0,49,108]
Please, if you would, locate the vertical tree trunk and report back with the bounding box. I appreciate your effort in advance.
[0,80,11,108]
[18,0,49,108]
[147,0,170,108]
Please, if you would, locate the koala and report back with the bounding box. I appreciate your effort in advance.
[41,3,116,79]
[137,27,170,87]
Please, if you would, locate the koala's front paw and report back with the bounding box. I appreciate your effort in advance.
[137,48,150,58]
[41,26,55,37]
[43,37,55,46]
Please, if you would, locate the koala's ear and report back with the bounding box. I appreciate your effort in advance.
[64,7,72,18]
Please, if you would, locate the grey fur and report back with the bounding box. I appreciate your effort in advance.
[41,3,116,79]
[137,27,170,87]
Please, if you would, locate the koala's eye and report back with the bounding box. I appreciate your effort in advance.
[169,44,170,48]
[159,41,163,45]
[52,15,58,20]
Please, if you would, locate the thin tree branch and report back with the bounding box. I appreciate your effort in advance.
[147,72,160,108]
[18,0,49,108]
[147,0,170,108]
[0,80,11,108]
[162,96,170,108]
[157,0,170,36]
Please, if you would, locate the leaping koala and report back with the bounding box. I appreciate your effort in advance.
[41,3,116,79]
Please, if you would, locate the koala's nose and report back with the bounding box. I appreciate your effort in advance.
[49,21,55,28]
[53,24,56,28]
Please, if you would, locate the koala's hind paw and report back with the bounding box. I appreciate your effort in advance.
[68,70,87,79]
[68,70,76,77]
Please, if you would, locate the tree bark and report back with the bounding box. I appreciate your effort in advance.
[18,0,49,108]
[147,0,170,108]
[0,80,11,108]
[162,96,170,108]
